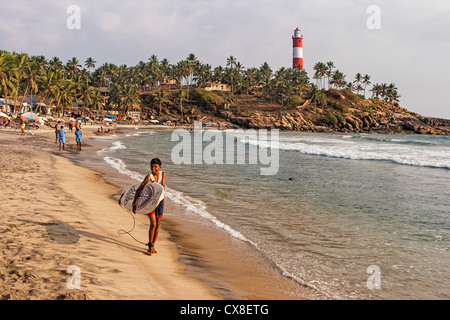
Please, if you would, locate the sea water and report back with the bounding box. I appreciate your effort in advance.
[94,130,450,299]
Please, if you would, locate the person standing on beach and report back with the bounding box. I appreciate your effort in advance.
[75,126,82,150]
[55,121,61,143]
[57,125,66,151]
[132,158,166,256]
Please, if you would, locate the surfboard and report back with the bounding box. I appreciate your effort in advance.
[119,182,164,214]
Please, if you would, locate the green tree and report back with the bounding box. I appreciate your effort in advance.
[85,57,96,72]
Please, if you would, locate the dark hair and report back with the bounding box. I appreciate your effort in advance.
[150,158,162,166]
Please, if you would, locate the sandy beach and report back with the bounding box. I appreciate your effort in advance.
[0,124,311,300]
[0,125,224,300]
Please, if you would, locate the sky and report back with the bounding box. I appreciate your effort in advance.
[1,0,449,119]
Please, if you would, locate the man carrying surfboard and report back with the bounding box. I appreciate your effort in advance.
[133,158,166,256]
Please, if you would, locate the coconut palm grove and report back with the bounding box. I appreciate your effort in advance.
[1,49,403,125]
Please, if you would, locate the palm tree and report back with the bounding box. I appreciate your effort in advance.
[159,58,171,88]
[244,67,258,94]
[147,55,160,88]
[37,70,58,111]
[12,53,29,111]
[196,63,212,88]
[175,89,187,121]
[185,53,198,99]
[313,62,327,89]
[212,66,225,83]
[371,83,383,99]
[56,80,76,114]
[85,57,96,72]
[0,52,19,112]
[353,73,363,94]
[259,62,272,87]
[308,84,320,107]
[226,55,237,92]
[78,80,94,115]
[326,61,335,89]
[153,89,167,116]
[49,57,63,72]
[292,67,310,96]
[174,60,189,90]
[22,60,41,105]
[121,84,141,118]
[362,74,371,98]
[90,89,104,112]
[331,70,346,89]
[385,83,400,103]
[65,57,81,79]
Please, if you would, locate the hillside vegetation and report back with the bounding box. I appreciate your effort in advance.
[1,50,448,134]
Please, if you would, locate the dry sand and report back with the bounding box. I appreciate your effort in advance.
[0,126,221,300]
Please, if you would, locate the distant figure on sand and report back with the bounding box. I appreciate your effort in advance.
[133,158,166,256]
[20,118,25,135]
[55,121,61,143]
[75,127,82,150]
[57,125,66,151]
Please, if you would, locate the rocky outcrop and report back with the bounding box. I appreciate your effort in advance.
[218,107,450,135]
[183,90,449,135]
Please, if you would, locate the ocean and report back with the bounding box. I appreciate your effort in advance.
[91,128,450,299]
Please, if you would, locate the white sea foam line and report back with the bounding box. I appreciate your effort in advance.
[110,141,126,151]
[247,138,450,169]
[165,188,257,246]
[101,154,256,246]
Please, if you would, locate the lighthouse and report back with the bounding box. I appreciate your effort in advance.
[292,27,303,69]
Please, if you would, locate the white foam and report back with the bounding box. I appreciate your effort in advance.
[101,154,255,246]
[246,134,450,169]
[165,188,257,246]
[103,156,144,182]
[110,141,126,151]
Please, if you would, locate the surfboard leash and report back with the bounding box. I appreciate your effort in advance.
[117,207,147,245]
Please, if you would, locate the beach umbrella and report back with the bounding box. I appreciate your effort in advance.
[0,112,10,118]
[21,112,40,121]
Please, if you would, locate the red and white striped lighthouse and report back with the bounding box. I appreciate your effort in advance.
[292,27,303,69]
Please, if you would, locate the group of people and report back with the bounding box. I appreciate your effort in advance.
[55,120,82,151]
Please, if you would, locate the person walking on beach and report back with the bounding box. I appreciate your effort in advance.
[57,125,66,151]
[75,126,82,150]
[20,118,25,135]
[132,158,166,256]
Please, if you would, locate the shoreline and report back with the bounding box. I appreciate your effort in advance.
[0,126,221,299]
[0,124,314,300]
[78,125,317,299]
